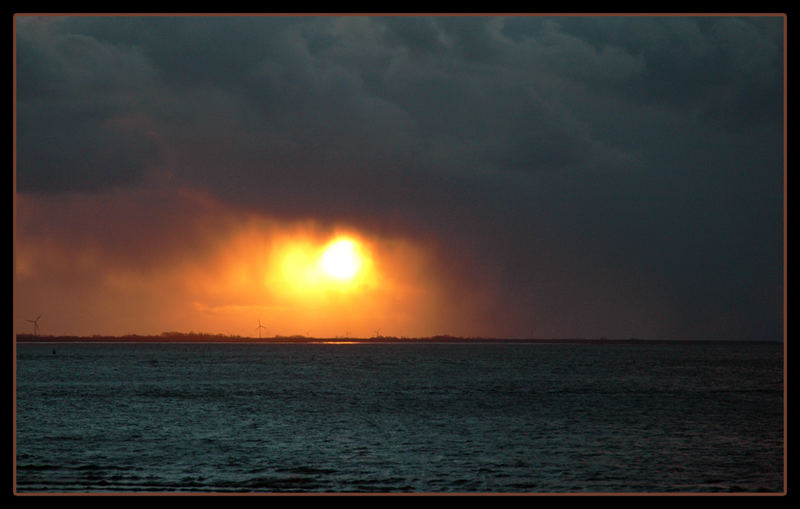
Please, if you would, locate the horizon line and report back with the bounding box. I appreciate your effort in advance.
[14,333,782,344]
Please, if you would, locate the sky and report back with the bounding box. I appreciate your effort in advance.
[13,15,785,340]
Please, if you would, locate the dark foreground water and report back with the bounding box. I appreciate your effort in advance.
[15,341,783,493]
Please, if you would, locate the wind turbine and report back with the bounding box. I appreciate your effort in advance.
[255,319,266,339]
[26,314,42,336]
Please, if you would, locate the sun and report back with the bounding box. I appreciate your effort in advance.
[319,238,363,281]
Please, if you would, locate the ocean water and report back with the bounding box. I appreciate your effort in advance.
[15,341,784,493]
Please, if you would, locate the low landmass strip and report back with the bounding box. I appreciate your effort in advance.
[15,333,775,344]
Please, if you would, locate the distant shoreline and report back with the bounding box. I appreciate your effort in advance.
[15,335,780,345]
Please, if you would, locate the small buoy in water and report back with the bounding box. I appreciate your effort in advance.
[52,349,56,355]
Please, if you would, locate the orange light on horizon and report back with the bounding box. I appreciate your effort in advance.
[175,219,434,338]
[15,188,451,338]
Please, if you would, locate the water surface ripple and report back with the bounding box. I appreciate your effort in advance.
[16,342,784,493]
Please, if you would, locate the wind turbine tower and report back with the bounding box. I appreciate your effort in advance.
[26,314,42,337]
[256,319,266,339]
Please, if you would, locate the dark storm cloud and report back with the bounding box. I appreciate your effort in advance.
[15,15,784,339]
[16,20,160,191]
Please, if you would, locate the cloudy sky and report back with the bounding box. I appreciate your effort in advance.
[14,15,784,339]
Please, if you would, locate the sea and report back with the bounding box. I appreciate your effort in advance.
[15,341,784,494]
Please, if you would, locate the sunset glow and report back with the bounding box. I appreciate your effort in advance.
[275,235,374,296]
[13,190,455,338]
[182,220,423,337]
[320,238,363,281]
